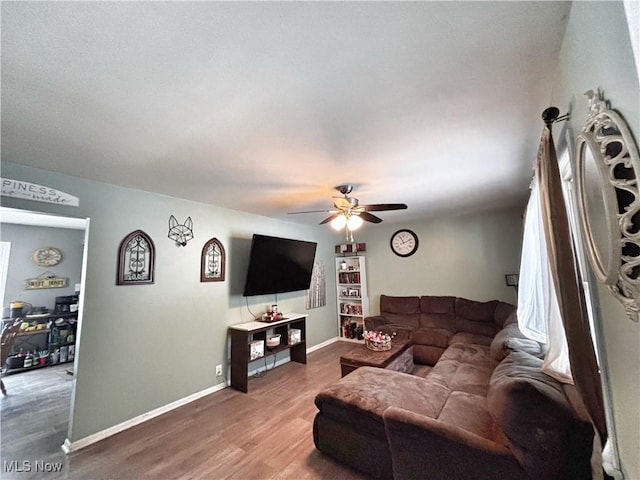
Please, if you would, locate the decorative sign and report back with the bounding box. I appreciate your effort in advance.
[1,178,79,207]
[201,238,225,282]
[25,276,68,290]
[117,230,155,285]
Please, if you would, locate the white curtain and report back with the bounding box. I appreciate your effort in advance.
[517,179,573,384]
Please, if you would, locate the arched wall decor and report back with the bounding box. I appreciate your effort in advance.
[575,89,640,322]
[117,230,156,285]
[201,238,225,282]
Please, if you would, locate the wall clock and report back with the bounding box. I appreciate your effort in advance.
[390,229,419,257]
[32,247,63,267]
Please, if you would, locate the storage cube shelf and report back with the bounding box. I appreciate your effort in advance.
[229,314,307,393]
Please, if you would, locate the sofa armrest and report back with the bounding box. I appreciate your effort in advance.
[363,315,387,331]
[383,407,525,480]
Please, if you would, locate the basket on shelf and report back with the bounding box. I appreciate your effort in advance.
[364,331,392,351]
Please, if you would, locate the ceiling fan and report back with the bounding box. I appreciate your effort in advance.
[288,184,407,239]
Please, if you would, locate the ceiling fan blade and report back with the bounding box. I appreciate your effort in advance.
[288,210,332,215]
[359,212,383,224]
[319,214,340,225]
[362,203,408,212]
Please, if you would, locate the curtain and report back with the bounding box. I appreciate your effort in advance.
[518,178,573,383]
[517,183,552,344]
[535,124,608,444]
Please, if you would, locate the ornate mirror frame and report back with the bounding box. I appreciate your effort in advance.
[575,89,640,321]
[201,238,225,282]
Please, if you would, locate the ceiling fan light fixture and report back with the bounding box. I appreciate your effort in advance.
[347,215,363,231]
[331,214,347,230]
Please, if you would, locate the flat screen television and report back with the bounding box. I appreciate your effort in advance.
[243,234,318,296]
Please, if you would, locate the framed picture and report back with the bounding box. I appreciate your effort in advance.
[201,238,225,282]
[117,230,155,285]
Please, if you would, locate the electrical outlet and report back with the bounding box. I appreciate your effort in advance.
[215,365,223,377]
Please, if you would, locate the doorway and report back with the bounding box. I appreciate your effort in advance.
[0,207,89,458]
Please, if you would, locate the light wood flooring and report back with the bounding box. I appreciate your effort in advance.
[1,341,369,480]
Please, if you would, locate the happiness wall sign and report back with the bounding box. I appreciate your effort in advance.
[1,178,79,207]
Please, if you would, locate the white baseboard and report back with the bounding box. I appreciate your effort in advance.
[61,336,340,454]
[61,381,228,453]
[308,336,339,353]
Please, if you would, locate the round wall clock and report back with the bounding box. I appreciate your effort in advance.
[390,229,419,257]
[32,247,63,267]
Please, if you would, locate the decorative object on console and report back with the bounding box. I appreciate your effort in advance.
[249,339,264,360]
[505,273,519,290]
[266,334,281,349]
[32,247,63,267]
[261,305,284,323]
[390,229,419,257]
[575,89,640,322]
[364,330,392,351]
[201,237,225,282]
[117,230,155,285]
[167,215,194,246]
[288,328,301,345]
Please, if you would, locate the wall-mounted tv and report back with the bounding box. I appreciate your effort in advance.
[243,234,318,297]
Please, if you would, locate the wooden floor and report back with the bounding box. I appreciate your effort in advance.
[1,341,368,480]
[1,363,73,477]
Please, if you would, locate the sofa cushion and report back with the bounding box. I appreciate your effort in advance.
[411,327,452,349]
[439,342,496,369]
[454,298,500,337]
[315,367,450,437]
[487,351,578,480]
[411,326,451,366]
[494,301,517,327]
[436,391,502,441]
[380,295,420,314]
[490,324,546,362]
[419,296,456,329]
[427,343,497,396]
[380,295,421,327]
[449,332,493,347]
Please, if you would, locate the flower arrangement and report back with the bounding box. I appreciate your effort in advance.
[364,330,392,351]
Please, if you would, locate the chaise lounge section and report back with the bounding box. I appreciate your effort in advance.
[313,295,594,479]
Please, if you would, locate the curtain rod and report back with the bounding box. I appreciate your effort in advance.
[542,106,570,126]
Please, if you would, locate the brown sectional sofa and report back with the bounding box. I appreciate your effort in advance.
[364,295,517,366]
[313,295,594,479]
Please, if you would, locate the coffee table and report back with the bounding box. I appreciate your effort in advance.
[340,342,414,377]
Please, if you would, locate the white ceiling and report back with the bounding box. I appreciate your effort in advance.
[1,1,571,226]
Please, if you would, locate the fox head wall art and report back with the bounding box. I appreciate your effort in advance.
[168,215,194,246]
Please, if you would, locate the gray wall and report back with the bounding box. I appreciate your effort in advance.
[358,207,523,309]
[1,224,84,313]
[550,2,639,478]
[1,161,339,442]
